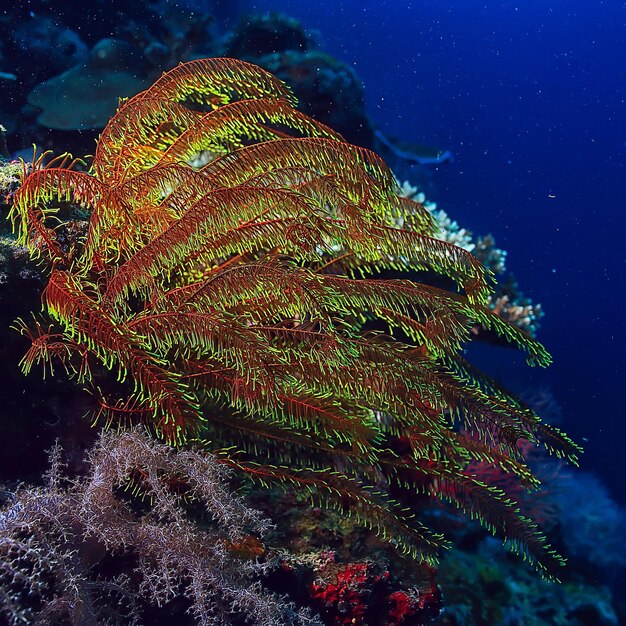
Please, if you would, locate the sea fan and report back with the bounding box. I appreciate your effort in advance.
[10,57,579,576]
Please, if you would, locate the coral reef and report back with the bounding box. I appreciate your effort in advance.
[434,540,619,626]
[399,180,544,336]
[0,159,23,203]
[306,555,440,626]
[488,275,544,337]
[0,7,621,624]
[0,126,8,158]
[0,236,39,286]
[0,429,313,625]
[554,472,626,577]
[2,6,377,155]
[13,16,87,75]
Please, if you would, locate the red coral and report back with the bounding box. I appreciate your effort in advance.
[387,564,440,625]
[388,591,414,623]
[308,556,440,625]
[311,562,372,625]
[388,587,439,625]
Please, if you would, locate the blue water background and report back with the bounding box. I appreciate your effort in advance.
[249,1,626,502]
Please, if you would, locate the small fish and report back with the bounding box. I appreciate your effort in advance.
[374,129,453,165]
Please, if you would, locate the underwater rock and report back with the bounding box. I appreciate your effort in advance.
[435,540,619,626]
[118,4,215,69]
[555,472,626,577]
[226,12,315,58]
[257,50,375,148]
[12,16,88,74]
[27,39,153,130]
[0,125,7,158]
[223,13,374,148]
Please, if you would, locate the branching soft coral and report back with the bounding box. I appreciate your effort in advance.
[9,57,579,576]
[0,429,313,626]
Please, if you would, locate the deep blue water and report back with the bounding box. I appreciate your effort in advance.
[249,0,626,504]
